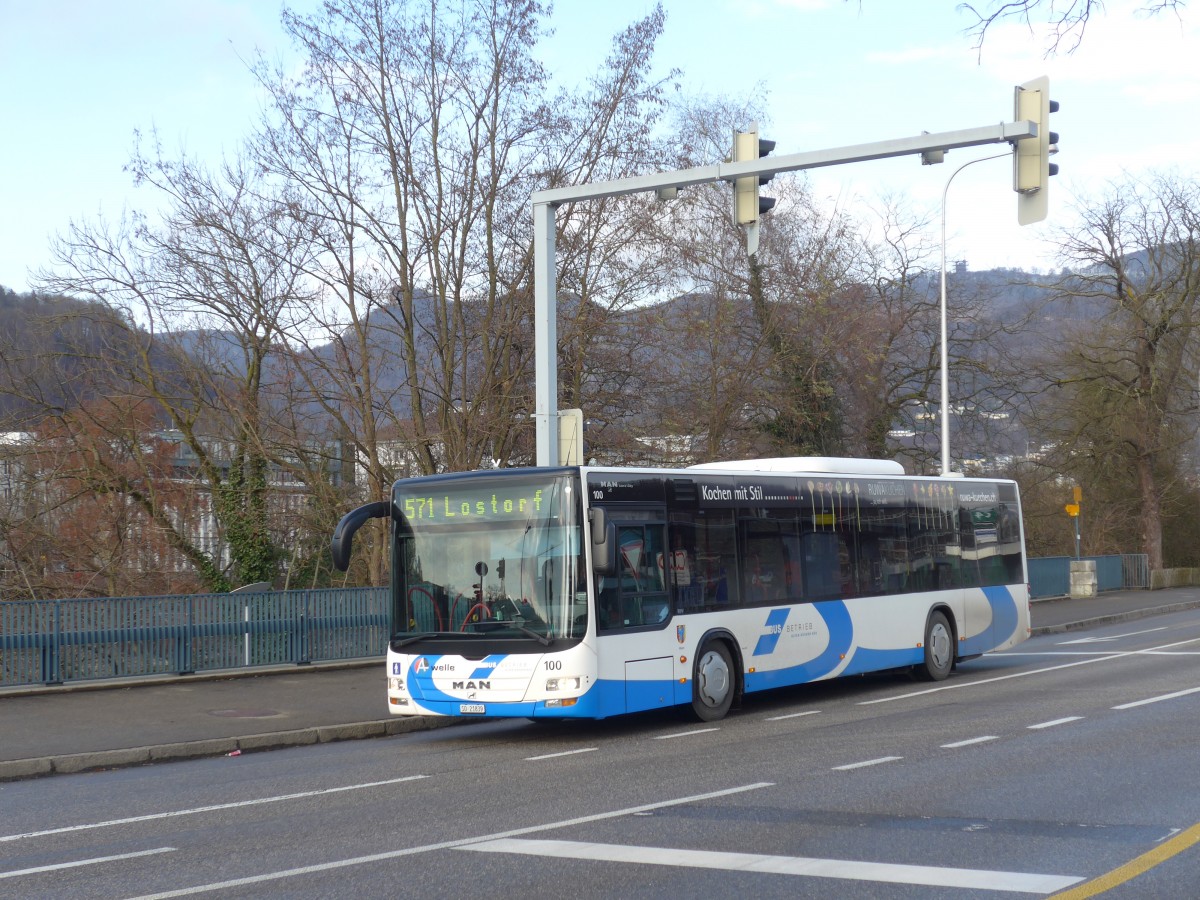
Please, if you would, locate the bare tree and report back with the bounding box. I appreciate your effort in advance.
[35,146,314,591]
[959,0,1186,55]
[820,198,940,461]
[1027,173,1200,569]
[246,0,675,580]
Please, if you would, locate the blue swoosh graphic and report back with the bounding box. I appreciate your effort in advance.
[746,600,854,691]
[407,654,444,701]
[957,585,1019,655]
[983,584,1019,644]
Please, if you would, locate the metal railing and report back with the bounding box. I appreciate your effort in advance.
[1,587,388,688]
[1027,554,1150,599]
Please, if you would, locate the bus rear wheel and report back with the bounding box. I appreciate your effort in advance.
[691,642,735,721]
[917,610,954,681]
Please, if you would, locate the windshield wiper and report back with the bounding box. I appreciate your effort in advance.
[390,632,445,649]
[469,619,554,646]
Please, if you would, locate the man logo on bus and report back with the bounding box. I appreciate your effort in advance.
[677,624,686,644]
[413,658,430,674]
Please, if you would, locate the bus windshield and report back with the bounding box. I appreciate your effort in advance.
[393,472,585,642]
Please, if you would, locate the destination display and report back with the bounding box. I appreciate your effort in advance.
[396,481,554,523]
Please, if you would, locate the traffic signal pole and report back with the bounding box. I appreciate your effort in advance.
[531,120,1038,467]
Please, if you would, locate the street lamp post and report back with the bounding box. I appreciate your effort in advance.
[938,152,1008,477]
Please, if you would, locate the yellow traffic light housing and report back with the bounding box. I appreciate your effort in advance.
[732,123,776,226]
[1014,75,1059,226]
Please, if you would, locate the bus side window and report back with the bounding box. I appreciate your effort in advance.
[741,523,789,605]
[801,531,842,601]
[694,509,738,609]
[663,526,701,610]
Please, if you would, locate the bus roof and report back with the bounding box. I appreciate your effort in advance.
[686,457,906,476]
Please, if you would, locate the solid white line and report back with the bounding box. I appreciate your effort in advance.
[460,838,1083,894]
[941,736,999,749]
[832,756,902,771]
[0,776,428,843]
[858,635,1200,706]
[1028,716,1083,730]
[123,782,775,900]
[1002,651,1141,657]
[1056,626,1167,644]
[0,847,175,880]
[654,727,719,740]
[1112,685,1200,710]
[766,710,821,721]
[1000,650,1200,657]
[525,747,598,761]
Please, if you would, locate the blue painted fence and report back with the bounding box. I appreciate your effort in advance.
[0,587,388,688]
[1026,554,1149,599]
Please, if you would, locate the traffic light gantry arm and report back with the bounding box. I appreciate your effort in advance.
[531,121,1037,210]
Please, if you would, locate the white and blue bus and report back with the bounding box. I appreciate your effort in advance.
[332,458,1029,721]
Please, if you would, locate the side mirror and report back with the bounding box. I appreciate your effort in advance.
[590,507,608,544]
[589,508,617,576]
[331,500,390,571]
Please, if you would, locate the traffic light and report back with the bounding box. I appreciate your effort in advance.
[1013,75,1059,226]
[733,122,776,226]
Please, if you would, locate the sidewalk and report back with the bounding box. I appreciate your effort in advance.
[3,587,1199,782]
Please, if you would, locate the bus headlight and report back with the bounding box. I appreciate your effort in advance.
[545,676,581,692]
[388,676,406,692]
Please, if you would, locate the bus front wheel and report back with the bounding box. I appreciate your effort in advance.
[917,610,954,681]
[692,642,735,721]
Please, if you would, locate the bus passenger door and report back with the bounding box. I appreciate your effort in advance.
[594,520,672,713]
[596,523,669,629]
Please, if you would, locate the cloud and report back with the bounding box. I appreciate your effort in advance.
[972,2,1199,90]
[866,45,962,65]
[724,0,837,18]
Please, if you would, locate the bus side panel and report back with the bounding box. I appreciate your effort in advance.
[593,634,671,718]
[742,600,851,692]
[962,587,996,652]
[624,656,676,713]
[740,593,961,690]
[842,594,957,676]
[959,584,1029,655]
[980,583,1029,652]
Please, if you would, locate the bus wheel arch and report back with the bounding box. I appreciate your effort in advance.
[916,606,956,681]
[690,631,741,721]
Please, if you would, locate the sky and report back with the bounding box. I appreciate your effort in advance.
[3,0,1199,294]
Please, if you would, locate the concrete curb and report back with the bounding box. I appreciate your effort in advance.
[0,658,379,700]
[0,715,467,783]
[1030,599,1200,636]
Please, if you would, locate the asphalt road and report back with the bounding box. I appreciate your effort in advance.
[2,605,1199,898]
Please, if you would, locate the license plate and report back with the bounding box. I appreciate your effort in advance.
[459,703,486,715]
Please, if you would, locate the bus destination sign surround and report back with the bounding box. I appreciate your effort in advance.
[400,486,546,522]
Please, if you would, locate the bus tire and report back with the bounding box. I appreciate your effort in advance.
[691,641,735,721]
[917,610,954,681]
